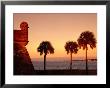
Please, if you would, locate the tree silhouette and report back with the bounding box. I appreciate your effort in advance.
[77,31,96,74]
[64,41,78,70]
[37,41,54,70]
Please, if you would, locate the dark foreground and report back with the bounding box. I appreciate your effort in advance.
[34,69,97,75]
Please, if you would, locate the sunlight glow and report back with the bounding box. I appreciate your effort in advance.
[14,13,97,61]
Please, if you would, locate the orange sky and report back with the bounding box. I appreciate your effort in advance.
[14,13,97,61]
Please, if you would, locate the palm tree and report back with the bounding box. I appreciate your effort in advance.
[77,31,96,74]
[37,41,54,70]
[64,41,78,70]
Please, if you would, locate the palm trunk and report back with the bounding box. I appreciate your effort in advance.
[86,45,88,75]
[70,53,72,70]
[44,54,46,71]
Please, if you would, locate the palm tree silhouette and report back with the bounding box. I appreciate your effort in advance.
[37,41,54,70]
[77,31,96,74]
[64,41,78,70]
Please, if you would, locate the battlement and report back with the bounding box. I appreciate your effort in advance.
[14,22,29,46]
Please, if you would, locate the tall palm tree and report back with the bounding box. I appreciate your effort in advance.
[77,31,96,74]
[37,41,54,70]
[64,41,78,70]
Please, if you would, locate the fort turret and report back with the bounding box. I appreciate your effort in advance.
[14,21,29,46]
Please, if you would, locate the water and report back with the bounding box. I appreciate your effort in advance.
[32,60,97,70]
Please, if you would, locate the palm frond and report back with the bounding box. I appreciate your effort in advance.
[77,31,96,50]
[64,41,79,54]
[37,41,54,55]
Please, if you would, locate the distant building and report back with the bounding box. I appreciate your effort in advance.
[14,21,29,46]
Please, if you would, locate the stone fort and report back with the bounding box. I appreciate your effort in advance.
[14,21,29,46]
[14,22,35,75]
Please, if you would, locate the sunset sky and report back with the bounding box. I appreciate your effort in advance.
[14,13,97,61]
